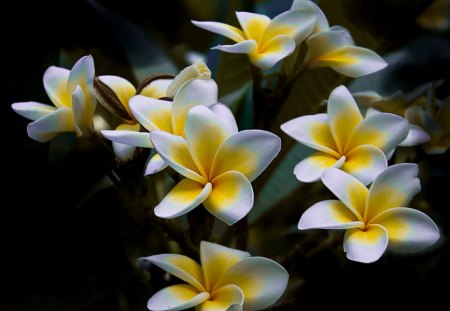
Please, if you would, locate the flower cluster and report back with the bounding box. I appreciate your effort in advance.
[11,0,444,310]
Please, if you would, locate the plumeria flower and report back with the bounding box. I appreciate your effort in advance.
[150,105,280,225]
[12,55,96,142]
[101,63,215,169]
[139,241,288,311]
[303,22,387,77]
[299,164,440,263]
[192,1,317,69]
[281,85,409,184]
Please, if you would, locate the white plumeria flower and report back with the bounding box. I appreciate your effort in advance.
[281,85,409,184]
[101,63,213,168]
[150,105,280,225]
[140,241,288,311]
[298,164,440,263]
[192,1,317,69]
[303,25,387,77]
[12,55,96,142]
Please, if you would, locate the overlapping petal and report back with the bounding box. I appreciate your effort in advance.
[140,78,172,99]
[27,107,76,142]
[145,154,168,175]
[210,130,281,182]
[129,95,173,132]
[198,285,243,311]
[371,207,440,253]
[298,200,363,230]
[344,224,388,263]
[97,75,136,113]
[203,171,254,226]
[216,257,288,311]
[154,179,211,219]
[191,21,245,43]
[235,12,271,44]
[293,152,343,183]
[250,35,296,70]
[148,284,209,311]
[43,66,71,108]
[11,102,56,121]
[213,40,257,54]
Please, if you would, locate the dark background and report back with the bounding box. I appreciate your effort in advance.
[3,1,450,310]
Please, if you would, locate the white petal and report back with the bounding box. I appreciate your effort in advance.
[293,152,343,183]
[216,257,289,311]
[72,86,93,135]
[192,20,245,43]
[129,95,173,132]
[371,207,439,253]
[11,102,56,121]
[203,171,254,226]
[250,35,296,70]
[147,284,209,311]
[113,142,137,162]
[101,130,152,148]
[154,180,211,219]
[139,79,173,99]
[291,0,329,32]
[145,154,168,175]
[210,103,239,134]
[298,200,363,230]
[43,66,71,108]
[27,107,76,142]
[198,284,243,311]
[399,124,431,146]
[213,40,257,54]
[344,224,388,263]
[97,75,136,112]
[235,11,271,43]
[166,62,211,98]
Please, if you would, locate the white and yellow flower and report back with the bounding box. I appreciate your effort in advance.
[299,164,439,263]
[300,1,387,78]
[140,241,288,311]
[192,1,317,69]
[150,105,280,225]
[281,85,409,184]
[12,55,96,142]
[101,63,214,169]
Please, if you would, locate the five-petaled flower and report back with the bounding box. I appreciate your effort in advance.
[101,64,217,174]
[192,0,317,69]
[281,85,409,184]
[12,55,96,142]
[150,105,280,225]
[298,164,439,263]
[140,241,288,311]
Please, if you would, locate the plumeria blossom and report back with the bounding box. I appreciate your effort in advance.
[150,105,280,225]
[101,63,214,168]
[281,85,409,184]
[139,241,288,311]
[12,55,96,142]
[299,1,387,77]
[192,1,317,69]
[298,164,440,263]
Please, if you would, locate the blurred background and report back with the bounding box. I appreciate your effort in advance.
[3,0,450,310]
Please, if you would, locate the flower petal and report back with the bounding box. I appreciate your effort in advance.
[72,85,94,135]
[147,284,209,311]
[140,254,205,291]
[166,63,211,98]
[235,12,271,43]
[293,152,343,183]
[129,95,173,132]
[250,35,296,70]
[371,207,439,253]
[185,105,236,177]
[150,130,206,183]
[141,254,206,293]
[191,20,245,43]
[200,241,250,292]
[140,79,172,99]
[203,171,254,226]
[399,124,431,146]
[68,55,96,115]
[298,200,363,230]
[97,75,136,113]
[171,79,218,136]
[27,107,76,142]
[198,284,244,311]
[321,167,368,220]
[216,257,288,311]
[327,85,363,153]
[346,112,409,154]
[11,102,56,121]
[113,142,137,162]
[211,130,281,182]
[366,163,421,221]
[291,0,329,32]
[43,66,71,108]
[154,179,211,219]
[344,224,388,263]
[263,5,316,44]
[145,153,168,175]
[210,103,238,134]
[213,40,257,54]
[102,126,152,148]
[281,114,339,157]
[341,144,387,185]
